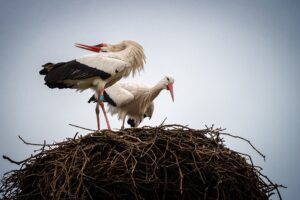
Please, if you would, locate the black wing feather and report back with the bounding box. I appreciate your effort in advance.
[87,91,117,107]
[44,60,111,83]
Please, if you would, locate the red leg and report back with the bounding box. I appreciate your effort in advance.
[96,88,104,131]
[100,102,111,130]
[97,88,111,130]
[95,104,100,130]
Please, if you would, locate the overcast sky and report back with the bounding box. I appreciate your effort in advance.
[0,0,299,199]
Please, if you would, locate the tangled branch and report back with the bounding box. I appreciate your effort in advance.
[1,124,285,200]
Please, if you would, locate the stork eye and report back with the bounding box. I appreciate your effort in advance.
[143,114,147,118]
[115,69,119,73]
[166,77,170,81]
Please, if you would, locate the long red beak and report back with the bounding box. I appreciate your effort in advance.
[167,83,175,102]
[74,43,105,52]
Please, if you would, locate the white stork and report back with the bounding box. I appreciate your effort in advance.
[39,40,146,130]
[89,98,154,128]
[88,76,175,129]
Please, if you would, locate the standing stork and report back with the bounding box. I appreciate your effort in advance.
[88,98,154,128]
[89,76,175,129]
[39,40,146,130]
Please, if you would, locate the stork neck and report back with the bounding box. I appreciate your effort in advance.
[135,82,163,114]
[118,46,134,61]
[147,83,164,102]
[119,45,145,77]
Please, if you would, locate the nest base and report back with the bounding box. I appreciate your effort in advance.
[1,125,283,199]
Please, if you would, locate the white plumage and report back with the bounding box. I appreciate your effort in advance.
[40,40,146,130]
[76,54,130,81]
[90,76,175,129]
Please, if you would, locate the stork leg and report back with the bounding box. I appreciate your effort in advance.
[95,88,111,130]
[121,115,126,130]
[135,120,140,128]
[100,102,111,130]
[95,103,100,130]
[96,88,104,131]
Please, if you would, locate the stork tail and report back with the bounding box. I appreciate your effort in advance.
[39,63,54,75]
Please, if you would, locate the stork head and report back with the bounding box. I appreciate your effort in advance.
[74,40,139,53]
[101,40,143,53]
[159,76,175,102]
[75,40,146,76]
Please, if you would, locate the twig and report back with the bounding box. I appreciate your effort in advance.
[18,135,53,147]
[159,117,167,126]
[220,132,266,160]
[69,124,96,132]
[2,155,29,165]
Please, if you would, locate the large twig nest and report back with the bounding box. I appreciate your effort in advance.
[1,125,283,199]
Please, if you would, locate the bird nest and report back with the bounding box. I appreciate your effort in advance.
[1,124,284,200]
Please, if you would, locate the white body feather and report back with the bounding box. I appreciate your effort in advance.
[74,40,146,91]
[99,76,174,128]
[76,53,130,76]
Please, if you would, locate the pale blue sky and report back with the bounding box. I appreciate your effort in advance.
[0,0,299,199]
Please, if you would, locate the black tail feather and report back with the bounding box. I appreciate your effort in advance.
[39,68,48,75]
[40,62,73,89]
[88,95,97,103]
[45,82,71,89]
[39,62,54,75]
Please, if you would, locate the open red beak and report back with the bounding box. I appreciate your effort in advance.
[74,43,107,53]
[167,83,175,102]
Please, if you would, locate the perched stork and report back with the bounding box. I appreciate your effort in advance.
[89,95,154,128]
[40,40,146,130]
[88,76,175,129]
